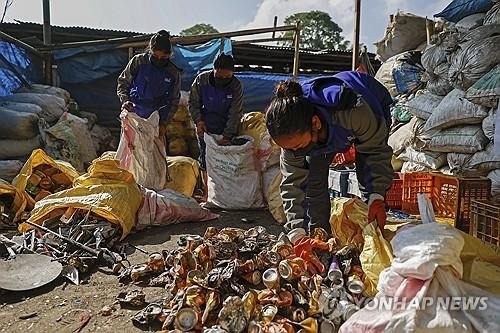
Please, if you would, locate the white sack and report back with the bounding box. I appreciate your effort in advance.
[406,93,444,120]
[398,147,447,170]
[427,126,488,153]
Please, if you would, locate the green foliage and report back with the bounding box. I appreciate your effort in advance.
[179,23,219,36]
[283,11,349,50]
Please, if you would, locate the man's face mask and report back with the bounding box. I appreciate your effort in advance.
[151,54,169,67]
[292,133,318,156]
[214,76,232,87]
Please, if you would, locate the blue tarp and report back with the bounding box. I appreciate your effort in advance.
[434,0,494,23]
[0,40,41,96]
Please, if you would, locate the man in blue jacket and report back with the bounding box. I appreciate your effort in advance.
[188,53,244,199]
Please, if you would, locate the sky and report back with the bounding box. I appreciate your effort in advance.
[2,0,451,51]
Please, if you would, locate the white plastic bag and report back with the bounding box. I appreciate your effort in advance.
[483,1,500,25]
[116,110,167,191]
[204,133,264,209]
[137,188,218,229]
[398,147,447,170]
[423,89,489,131]
[482,107,496,141]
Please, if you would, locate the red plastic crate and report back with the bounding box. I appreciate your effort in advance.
[386,173,403,209]
[402,172,491,232]
[470,200,500,248]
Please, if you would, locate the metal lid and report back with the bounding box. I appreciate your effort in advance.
[175,307,198,331]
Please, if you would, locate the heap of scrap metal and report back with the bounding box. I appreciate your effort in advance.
[0,207,126,288]
[119,226,369,332]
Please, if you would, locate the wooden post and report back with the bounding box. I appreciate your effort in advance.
[128,47,134,60]
[352,0,361,71]
[272,16,278,38]
[43,0,52,85]
[292,22,301,79]
[426,16,433,45]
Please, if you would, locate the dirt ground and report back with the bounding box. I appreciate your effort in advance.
[0,209,283,333]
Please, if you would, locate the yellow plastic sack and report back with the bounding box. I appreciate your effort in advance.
[164,156,199,197]
[172,105,191,122]
[391,155,403,172]
[239,112,267,148]
[168,137,189,156]
[12,149,80,209]
[330,197,394,297]
[460,232,500,295]
[263,165,286,224]
[0,179,27,222]
[19,159,142,240]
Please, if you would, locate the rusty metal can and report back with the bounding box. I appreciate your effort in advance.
[241,271,262,286]
[175,307,199,331]
[347,274,365,295]
[262,268,280,290]
[130,264,151,282]
[260,304,278,323]
[147,252,165,272]
[278,257,307,280]
[292,307,307,322]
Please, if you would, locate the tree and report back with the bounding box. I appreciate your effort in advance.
[179,23,219,36]
[283,11,349,50]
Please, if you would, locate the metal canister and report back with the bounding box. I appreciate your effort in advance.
[292,307,307,322]
[175,307,199,331]
[260,304,278,323]
[278,257,307,280]
[328,255,343,282]
[262,268,280,290]
[241,271,262,286]
[338,299,359,321]
[147,252,165,272]
[347,274,365,294]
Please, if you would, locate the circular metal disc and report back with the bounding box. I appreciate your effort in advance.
[0,254,63,291]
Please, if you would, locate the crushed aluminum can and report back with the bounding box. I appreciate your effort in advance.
[186,269,205,286]
[175,307,199,331]
[292,307,307,322]
[202,290,220,324]
[185,285,206,308]
[312,227,329,242]
[262,268,280,290]
[174,249,196,277]
[260,304,278,323]
[338,299,359,321]
[147,252,165,272]
[278,257,307,281]
[327,255,343,282]
[273,243,294,260]
[241,271,262,286]
[194,243,216,265]
[130,263,152,282]
[242,290,258,321]
[117,289,146,307]
[203,325,229,333]
[218,296,247,333]
[347,274,365,295]
[319,319,336,333]
[186,235,204,251]
[237,259,255,274]
[204,227,219,239]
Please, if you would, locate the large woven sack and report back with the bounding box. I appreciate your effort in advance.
[465,64,500,108]
[406,93,443,119]
[374,12,428,62]
[423,89,488,131]
[448,35,500,90]
[427,125,488,154]
[483,1,500,25]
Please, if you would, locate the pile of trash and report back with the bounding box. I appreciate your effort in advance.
[0,83,116,173]
[375,0,500,200]
[117,226,372,332]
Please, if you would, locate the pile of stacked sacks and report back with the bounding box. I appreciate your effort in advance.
[118,225,377,332]
[375,0,500,200]
[0,83,115,175]
[166,91,199,158]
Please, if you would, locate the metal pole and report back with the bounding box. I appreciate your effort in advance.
[292,22,301,79]
[352,0,361,70]
[42,0,51,45]
[425,17,433,45]
[0,31,43,57]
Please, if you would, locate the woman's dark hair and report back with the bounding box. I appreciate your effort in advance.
[265,80,315,140]
[147,30,171,53]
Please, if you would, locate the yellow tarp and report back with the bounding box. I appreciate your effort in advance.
[0,179,27,222]
[239,112,267,148]
[164,156,199,197]
[12,149,80,209]
[329,197,393,297]
[19,159,142,240]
